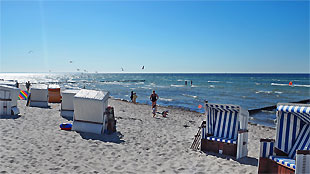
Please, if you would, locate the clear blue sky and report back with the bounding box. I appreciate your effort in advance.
[0,1,309,73]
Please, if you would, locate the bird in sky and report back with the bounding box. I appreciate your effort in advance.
[121,67,124,71]
[69,60,73,63]
[142,66,144,70]
[28,50,33,54]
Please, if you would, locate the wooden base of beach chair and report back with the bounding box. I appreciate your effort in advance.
[201,139,237,157]
[258,158,295,174]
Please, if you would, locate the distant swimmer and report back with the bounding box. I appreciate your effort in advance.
[150,90,159,109]
[185,81,187,85]
[191,80,193,86]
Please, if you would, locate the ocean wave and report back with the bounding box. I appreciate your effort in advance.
[209,85,215,88]
[255,83,261,85]
[160,98,173,102]
[208,81,220,83]
[191,85,199,87]
[171,84,185,87]
[274,91,283,94]
[294,84,310,87]
[177,79,183,81]
[182,94,198,98]
[256,91,272,94]
[271,83,289,86]
[226,82,233,84]
[271,83,310,87]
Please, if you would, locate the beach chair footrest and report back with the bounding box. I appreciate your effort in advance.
[258,157,295,174]
[201,139,237,157]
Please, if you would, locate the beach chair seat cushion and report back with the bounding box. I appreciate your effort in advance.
[269,156,295,170]
[288,124,310,159]
[206,136,237,144]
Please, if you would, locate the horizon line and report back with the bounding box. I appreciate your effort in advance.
[0,72,309,74]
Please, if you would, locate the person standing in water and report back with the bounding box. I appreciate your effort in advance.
[130,91,134,102]
[150,90,159,108]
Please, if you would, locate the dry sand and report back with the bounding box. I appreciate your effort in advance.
[0,99,275,173]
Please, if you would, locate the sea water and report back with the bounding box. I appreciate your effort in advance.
[1,73,309,127]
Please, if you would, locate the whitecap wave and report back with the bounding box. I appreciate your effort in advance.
[256,91,272,94]
[294,84,310,87]
[208,81,220,83]
[182,94,198,98]
[274,91,283,94]
[271,83,289,86]
[271,83,310,88]
[209,85,215,88]
[171,84,185,87]
[160,98,173,102]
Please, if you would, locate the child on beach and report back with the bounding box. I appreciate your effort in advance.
[152,104,157,117]
[132,92,137,104]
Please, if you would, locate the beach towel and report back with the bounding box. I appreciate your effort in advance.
[19,90,28,100]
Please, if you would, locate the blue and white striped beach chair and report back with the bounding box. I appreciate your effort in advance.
[258,103,310,174]
[201,102,249,159]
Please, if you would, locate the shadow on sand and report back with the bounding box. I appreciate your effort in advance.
[0,115,21,119]
[202,151,258,167]
[61,115,73,121]
[79,131,125,144]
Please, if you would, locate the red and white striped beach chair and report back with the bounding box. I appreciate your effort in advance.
[258,103,310,174]
[201,102,249,159]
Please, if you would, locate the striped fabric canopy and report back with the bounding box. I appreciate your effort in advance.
[205,103,240,140]
[277,104,310,123]
[275,104,310,154]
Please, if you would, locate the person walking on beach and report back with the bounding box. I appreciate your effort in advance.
[132,92,137,104]
[130,91,134,102]
[26,81,31,91]
[150,90,159,108]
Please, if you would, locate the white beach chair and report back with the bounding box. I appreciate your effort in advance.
[201,102,249,159]
[258,103,310,174]
[72,89,109,134]
[29,84,48,107]
[60,89,80,118]
[0,85,20,115]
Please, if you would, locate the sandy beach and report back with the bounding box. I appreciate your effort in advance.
[0,99,276,174]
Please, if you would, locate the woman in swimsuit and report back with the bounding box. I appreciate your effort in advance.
[150,90,159,108]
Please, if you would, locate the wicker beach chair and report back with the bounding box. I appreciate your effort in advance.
[258,103,310,174]
[29,84,49,107]
[48,84,61,103]
[60,89,79,118]
[72,89,110,134]
[201,102,249,159]
[0,85,20,115]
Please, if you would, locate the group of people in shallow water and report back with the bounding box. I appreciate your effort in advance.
[130,90,166,117]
